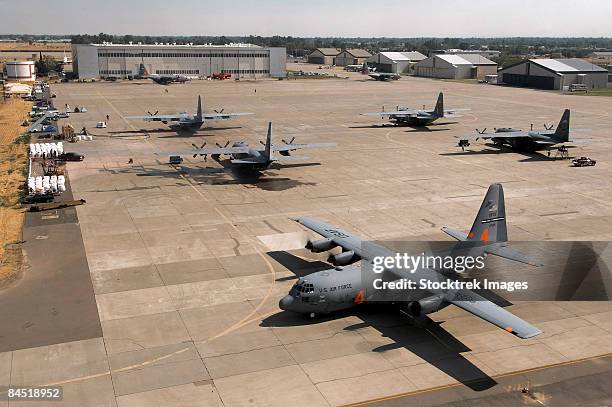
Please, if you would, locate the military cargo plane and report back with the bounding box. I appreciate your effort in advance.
[167,122,336,172]
[456,109,589,152]
[126,96,252,130]
[280,183,542,339]
[362,92,470,126]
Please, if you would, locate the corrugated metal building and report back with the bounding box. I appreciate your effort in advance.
[72,43,286,79]
[415,54,497,79]
[334,49,372,67]
[366,51,426,74]
[307,48,340,65]
[498,58,609,90]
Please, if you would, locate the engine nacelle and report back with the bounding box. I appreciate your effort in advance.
[305,238,337,253]
[406,294,447,317]
[327,250,360,266]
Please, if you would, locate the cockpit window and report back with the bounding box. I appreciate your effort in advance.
[293,281,314,295]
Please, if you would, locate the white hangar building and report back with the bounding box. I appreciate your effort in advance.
[415,54,497,80]
[366,51,426,74]
[72,43,286,79]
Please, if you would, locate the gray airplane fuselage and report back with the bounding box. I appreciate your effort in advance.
[215,141,272,171]
[391,111,440,126]
[490,130,560,152]
[279,262,455,316]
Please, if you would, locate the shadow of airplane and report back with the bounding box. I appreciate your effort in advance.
[105,161,316,191]
[261,306,497,391]
[263,250,497,391]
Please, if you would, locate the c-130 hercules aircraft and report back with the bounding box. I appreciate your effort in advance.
[362,92,470,126]
[280,183,543,339]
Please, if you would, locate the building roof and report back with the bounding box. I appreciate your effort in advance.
[591,51,612,57]
[369,51,426,62]
[531,58,608,73]
[401,51,427,61]
[456,54,497,65]
[86,42,262,48]
[342,48,371,58]
[436,54,475,65]
[311,48,340,56]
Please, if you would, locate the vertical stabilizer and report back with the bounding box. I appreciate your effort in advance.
[467,183,508,242]
[264,122,273,161]
[553,109,570,142]
[434,92,444,117]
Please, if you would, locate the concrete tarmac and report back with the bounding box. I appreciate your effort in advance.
[1,70,611,406]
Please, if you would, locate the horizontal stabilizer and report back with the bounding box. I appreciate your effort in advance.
[230,158,265,164]
[441,226,468,241]
[274,155,309,161]
[484,243,543,267]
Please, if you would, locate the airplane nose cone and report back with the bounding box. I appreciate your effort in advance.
[279,295,294,311]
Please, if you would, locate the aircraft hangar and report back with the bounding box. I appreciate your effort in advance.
[71,42,287,79]
[498,58,609,90]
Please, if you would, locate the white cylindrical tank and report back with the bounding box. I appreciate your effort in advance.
[5,61,36,81]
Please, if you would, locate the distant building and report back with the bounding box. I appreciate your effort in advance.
[366,51,426,74]
[72,43,286,79]
[498,58,608,90]
[307,48,340,65]
[430,49,501,59]
[415,54,497,79]
[334,49,372,67]
[589,51,612,60]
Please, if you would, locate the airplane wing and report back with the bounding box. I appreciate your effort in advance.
[126,114,184,122]
[456,130,530,141]
[446,289,542,338]
[165,146,250,156]
[272,142,336,152]
[202,113,254,120]
[291,217,364,258]
[362,109,418,118]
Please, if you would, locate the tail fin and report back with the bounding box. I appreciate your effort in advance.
[264,122,273,161]
[553,109,570,142]
[434,92,444,117]
[361,62,368,75]
[467,183,507,242]
[196,96,203,121]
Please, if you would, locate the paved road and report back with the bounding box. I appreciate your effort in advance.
[0,176,101,352]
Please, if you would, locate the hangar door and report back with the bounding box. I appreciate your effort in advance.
[503,73,555,90]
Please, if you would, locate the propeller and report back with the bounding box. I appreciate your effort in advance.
[191,142,207,159]
[282,137,295,145]
[544,123,554,130]
[215,141,231,148]
[476,128,487,135]
[147,110,159,116]
[214,109,225,114]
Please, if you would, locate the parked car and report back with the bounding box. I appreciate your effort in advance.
[96,121,107,128]
[169,155,184,164]
[572,156,596,167]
